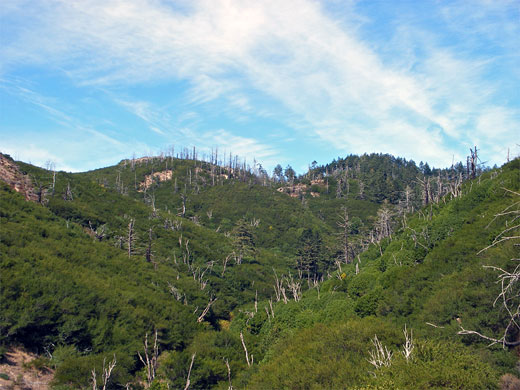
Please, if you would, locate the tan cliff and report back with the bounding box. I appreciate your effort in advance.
[0,153,39,202]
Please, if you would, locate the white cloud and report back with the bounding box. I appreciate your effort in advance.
[1,142,75,172]
[1,0,518,168]
[199,129,280,168]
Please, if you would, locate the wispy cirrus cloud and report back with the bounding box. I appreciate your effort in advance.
[1,0,518,170]
[0,82,150,171]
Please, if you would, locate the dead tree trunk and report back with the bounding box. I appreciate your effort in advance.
[138,330,158,388]
[197,296,217,323]
[240,331,252,367]
[127,219,135,258]
[336,206,351,264]
[184,353,196,390]
[145,227,153,263]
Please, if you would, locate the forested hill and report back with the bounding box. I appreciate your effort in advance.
[0,151,519,389]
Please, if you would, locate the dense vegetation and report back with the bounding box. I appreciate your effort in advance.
[0,151,518,389]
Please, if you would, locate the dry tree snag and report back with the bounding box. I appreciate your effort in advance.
[240,331,252,367]
[197,296,217,323]
[336,206,351,265]
[184,353,196,390]
[138,330,159,387]
[458,187,520,347]
[367,335,392,369]
[91,355,117,390]
[224,358,233,390]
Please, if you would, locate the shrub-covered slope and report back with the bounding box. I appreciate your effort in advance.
[1,153,518,389]
[232,159,520,389]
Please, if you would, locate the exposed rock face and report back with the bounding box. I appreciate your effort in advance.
[138,169,173,191]
[276,178,326,198]
[0,153,39,202]
[277,183,308,198]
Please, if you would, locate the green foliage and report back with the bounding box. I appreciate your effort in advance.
[248,319,499,390]
[1,154,518,389]
[371,340,499,389]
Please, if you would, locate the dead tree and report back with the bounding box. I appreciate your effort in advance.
[127,219,135,258]
[197,296,217,323]
[240,331,252,367]
[180,189,187,218]
[402,325,414,362]
[91,355,116,390]
[48,161,56,195]
[221,253,232,276]
[138,330,159,388]
[404,185,413,212]
[358,180,365,199]
[272,269,288,304]
[434,174,443,204]
[367,335,392,369]
[336,206,351,265]
[145,227,154,264]
[417,176,431,206]
[168,282,184,302]
[184,353,196,390]
[88,221,106,241]
[224,358,233,390]
[286,273,302,302]
[375,203,393,241]
[468,146,478,179]
[449,173,463,199]
[336,178,343,198]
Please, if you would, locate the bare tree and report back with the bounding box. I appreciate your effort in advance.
[180,189,187,218]
[240,331,252,367]
[127,219,135,258]
[224,358,233,390]
[468,146,478,179]
[138,330,159,388]
[367,335,392,369]
[402,325,414,362]
[184,353,196,390]
[91,355,117,390]
[145,227,153,264]
[88,221,106,241]
[404,185,413,212]
[272,268,288,304]
[336,206,351,265]
[417,176,431,206]
[222,253,232,276]
[197,296,217,323]
[64,181,73,201]
[286,273,302,302]
[375,203,393,241]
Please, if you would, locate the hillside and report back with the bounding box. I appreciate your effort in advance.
[0,152,519,389]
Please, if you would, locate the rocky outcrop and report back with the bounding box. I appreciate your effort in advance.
[0,153,39,202]
[138,169,173,191]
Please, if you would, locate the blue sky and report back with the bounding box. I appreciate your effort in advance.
[1,0,519,173]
